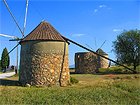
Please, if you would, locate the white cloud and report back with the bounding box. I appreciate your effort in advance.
[99,5,106,8]
[113,29,121,32]
[94,5,111,13]
[72,34,85,37]
[94,9,98,13]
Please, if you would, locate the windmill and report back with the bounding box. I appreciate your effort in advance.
[1,0,29,73]
[2,0,136,80]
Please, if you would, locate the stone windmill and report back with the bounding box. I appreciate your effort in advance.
[19,21,70,87]
[75,40,108,74]
[2,0,136,87]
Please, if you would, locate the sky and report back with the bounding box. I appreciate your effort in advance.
[0,0,139,67]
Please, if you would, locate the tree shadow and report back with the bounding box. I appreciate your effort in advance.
[0,79,19,86]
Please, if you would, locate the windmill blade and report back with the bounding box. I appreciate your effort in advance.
[94,37,97,51]
[0,34,22,41]
[99,40,106,49]
[2,43,20,60]
[3,0,24,36]
[86,44,94,51]
[23,0,29,37]
[0,34,17,38]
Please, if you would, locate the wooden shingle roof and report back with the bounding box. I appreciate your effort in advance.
[21,21,67,42]
[96,48,108,55]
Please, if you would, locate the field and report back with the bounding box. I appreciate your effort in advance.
[0,67,140,104]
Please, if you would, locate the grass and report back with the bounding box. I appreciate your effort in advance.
[99,65,140,74]
[0,73,140,104]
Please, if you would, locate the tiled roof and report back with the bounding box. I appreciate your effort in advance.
[21,21,67,42]
[96,48,108,55]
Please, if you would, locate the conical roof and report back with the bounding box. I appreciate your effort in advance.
[96,48,108,55]
[21,21,67,42]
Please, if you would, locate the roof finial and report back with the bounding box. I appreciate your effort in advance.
[42,18,45,22]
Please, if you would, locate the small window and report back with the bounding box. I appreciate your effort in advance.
[78,55,80,58]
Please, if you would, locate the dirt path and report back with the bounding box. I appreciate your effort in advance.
[0,72,15,79]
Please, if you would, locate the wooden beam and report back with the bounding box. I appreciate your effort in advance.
[3,0,24,36]
[62,36,137,73]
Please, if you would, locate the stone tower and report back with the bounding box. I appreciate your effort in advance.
[19,21,70,87]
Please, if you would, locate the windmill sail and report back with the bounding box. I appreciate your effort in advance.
[3,0,24,36]
[23,0,29,37]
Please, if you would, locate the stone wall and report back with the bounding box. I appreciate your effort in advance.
[97,55,108,68]
[19,41,70,87]
[75,52,99,74]
[75,52,108,74]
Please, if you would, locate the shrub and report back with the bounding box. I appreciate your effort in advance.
[70,76,79,84]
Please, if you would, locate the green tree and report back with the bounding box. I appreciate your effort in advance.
[1,48,10,71]
[112,29,140,73]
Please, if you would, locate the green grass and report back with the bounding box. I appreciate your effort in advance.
[99,65,140,74]
[0,74,140,104]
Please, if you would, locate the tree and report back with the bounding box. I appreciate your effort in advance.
[112,29,140,73]
[1,48,10,71]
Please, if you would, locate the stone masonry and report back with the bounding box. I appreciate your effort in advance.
[97,55,108,68]
[75,52,99,74]
[19,41,70,87]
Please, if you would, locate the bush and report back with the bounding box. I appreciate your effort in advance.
[67,76,79,86]
[70,76,79,84]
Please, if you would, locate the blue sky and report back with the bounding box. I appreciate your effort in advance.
[0,0,139,66]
